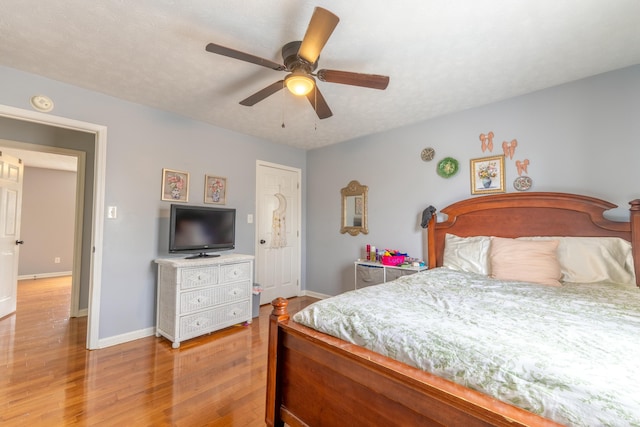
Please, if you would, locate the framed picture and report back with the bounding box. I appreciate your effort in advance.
[161,168,189,202]
[204,175,227,204]
[470,155,506,195]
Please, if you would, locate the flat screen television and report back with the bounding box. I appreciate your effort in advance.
[169,204,236,258]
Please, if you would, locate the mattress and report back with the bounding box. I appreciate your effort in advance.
[293,268,640,426]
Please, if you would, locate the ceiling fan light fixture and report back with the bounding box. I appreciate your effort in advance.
[285,72,315,96]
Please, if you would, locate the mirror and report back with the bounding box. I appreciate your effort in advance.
[340,180,368,236]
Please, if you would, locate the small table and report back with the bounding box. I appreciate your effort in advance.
[354,260,427,289]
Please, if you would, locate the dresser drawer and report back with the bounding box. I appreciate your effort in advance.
[180,281,251,314]
[179,266,219,290]
[220,261,251,283]
[179,300,250,340]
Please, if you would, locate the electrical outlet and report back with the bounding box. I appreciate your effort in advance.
[54,257,61,263]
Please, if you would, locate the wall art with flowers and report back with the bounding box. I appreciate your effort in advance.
[470,155,505,195]
[161,168,189,202]
[204,175,227,204]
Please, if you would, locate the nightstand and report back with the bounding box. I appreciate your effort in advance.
[354,261,427,289]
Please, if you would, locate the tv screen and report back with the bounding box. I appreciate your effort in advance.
[169,204,236,258]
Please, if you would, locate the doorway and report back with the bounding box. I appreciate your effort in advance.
[0,104,106,349]
[255,160,301,303]
[1,144,84,316]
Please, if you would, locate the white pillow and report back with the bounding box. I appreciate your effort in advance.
[517,236,636,285]
[442,234,491,275]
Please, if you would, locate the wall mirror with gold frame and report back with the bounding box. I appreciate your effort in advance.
[340,180,368,236]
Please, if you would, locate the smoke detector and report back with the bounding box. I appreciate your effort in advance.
[30,95,54,112]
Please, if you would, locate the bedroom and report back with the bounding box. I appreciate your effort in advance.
[0,1,639,424]
[1,1,638,346]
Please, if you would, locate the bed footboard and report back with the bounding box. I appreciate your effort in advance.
[265,298,560,427]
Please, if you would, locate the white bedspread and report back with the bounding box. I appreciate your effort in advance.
[293,268,640,426]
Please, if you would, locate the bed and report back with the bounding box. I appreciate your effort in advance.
[266,192,640,427]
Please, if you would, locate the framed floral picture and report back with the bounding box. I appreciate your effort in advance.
[161,168,189,202]
[470,155,505,195]
[204,175,227,204]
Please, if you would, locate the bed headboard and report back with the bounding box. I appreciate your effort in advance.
[426,192,640,286]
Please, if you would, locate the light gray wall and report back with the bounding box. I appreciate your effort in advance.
[0,65,306,340]
[307,65,640,296]
[18,167,76,277]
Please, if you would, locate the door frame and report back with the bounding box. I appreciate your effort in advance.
[0,104,106,350]
[255,160,302,301]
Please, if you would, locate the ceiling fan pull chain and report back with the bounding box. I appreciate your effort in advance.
[281,81,286,128]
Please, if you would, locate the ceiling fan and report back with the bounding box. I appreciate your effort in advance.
[205,7,390,119]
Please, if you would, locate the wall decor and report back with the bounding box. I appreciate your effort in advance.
[470,155,505,194]
[161,168,189,202]
[436,157,459,178]
[479,132,494,152]
[420,147,435,161]
[204,175,227,204]
[515,159,530,176]
[502,139,518,159]
[341,180,368,236]
[513,176,533,191]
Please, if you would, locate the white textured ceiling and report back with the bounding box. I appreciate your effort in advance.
[1,1,640,150]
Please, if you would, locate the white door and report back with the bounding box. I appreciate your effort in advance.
[0,152,24,318]
[256,161,301,304]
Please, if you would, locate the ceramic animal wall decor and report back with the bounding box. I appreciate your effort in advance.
[479,132,494,152]
[502,139,517,159]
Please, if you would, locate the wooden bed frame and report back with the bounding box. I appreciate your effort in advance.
[266,192,640,427]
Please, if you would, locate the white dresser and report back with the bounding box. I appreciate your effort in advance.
[155,254,254,348]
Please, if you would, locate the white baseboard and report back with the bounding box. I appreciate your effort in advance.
[97,327,156,349]
[18,271,73,280]
[301,290,330,300]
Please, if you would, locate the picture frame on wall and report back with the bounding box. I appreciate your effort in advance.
[161,168,189,202]
[470,155,505,195]
[204,175,227,204]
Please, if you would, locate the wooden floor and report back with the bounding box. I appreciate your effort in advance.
[0,276,317,426]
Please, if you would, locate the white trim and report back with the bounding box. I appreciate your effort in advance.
[18,271,73,280]
[97,327,156,349]
[301,290,330,300]
[0,104,106,350]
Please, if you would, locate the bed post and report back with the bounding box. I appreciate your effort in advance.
[265,297,290,427]
[426,211,437,269]
[630,199,640,287]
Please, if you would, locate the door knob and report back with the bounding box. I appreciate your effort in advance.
[259,239,266,244]
[16,240,24,245]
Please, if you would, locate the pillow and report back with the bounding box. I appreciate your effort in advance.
[442,234,491,275]
[517,236,636,285]
[489,237,562,286]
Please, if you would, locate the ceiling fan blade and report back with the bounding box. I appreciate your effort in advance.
[306,87,333,119]
[206,43,285,71]
[317,69,390,90]
[298,7,340,64]
[239,80,285,106]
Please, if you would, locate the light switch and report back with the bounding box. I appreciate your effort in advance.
[107,206,117,219]
[247,214,253,224]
